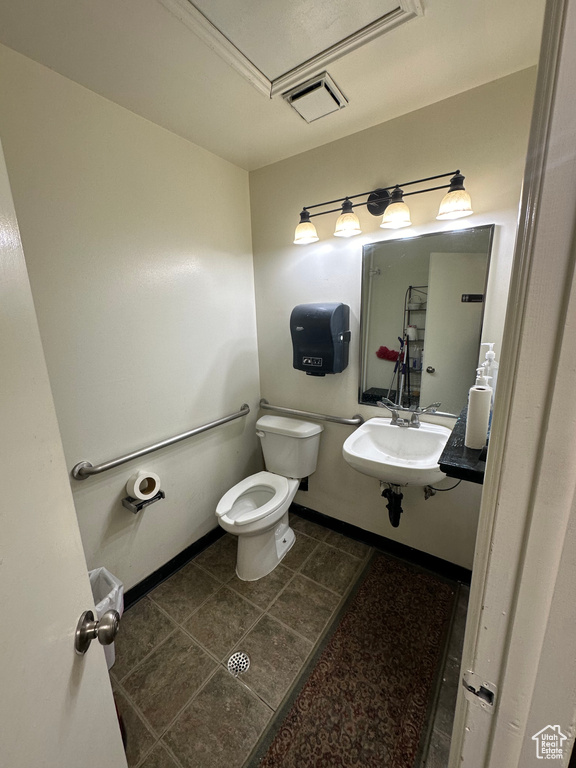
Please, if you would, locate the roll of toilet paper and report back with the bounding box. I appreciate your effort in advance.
[406,325,418,341]
[465,387,492,449]
[126,471,161,501]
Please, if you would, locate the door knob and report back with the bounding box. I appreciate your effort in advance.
[75,609,120,655]
[426,366,436,373]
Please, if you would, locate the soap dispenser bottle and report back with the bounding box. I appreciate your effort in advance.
[481,343,499,400]
[465,368,493,449]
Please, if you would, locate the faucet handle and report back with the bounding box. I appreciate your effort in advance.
[377,397,399,410]
[418,402,441,413]
[377,399,400,425]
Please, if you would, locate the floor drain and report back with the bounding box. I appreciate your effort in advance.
[227,651,250,677]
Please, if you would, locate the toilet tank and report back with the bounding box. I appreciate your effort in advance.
[256,415,323,478]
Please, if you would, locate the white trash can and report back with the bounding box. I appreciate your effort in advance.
[89,567,124,670]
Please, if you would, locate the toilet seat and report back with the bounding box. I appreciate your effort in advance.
[216,471,293,527]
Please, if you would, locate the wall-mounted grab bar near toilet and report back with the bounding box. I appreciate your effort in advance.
[259,399,363,426]
[71,404,250,480]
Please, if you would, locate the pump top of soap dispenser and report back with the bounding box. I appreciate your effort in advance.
[481,342,496,364]
[475,368,492,388]
[481,342,498,395]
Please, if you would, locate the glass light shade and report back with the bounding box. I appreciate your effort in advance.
[294,220,319,245]
[380,201,412,229]
[334,211,361,238]
[436,188,473,220]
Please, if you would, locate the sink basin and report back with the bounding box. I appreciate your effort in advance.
[342,417,452,486]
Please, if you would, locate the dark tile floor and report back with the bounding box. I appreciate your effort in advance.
[420,584,470,768]
[110,514,468,768]
[111,515,371,768]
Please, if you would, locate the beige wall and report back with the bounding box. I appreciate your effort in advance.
[0,136,127,768]
[0,40,537,578]
[250,68,537,569]
[0,44,261,590]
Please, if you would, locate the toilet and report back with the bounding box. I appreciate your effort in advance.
[216,415,323,581]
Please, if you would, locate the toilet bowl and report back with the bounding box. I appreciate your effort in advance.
[216,471,299,581]
[215,415,323,581]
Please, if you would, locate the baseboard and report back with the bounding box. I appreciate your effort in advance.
[123,526,225,609]
[291,502,472,585]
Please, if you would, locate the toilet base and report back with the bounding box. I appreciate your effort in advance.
[236,511,295,581]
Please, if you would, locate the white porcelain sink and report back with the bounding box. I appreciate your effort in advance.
[342,417,452,486]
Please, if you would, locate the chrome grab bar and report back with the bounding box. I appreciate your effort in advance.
[259,399,363,426]
[72,403,250,480]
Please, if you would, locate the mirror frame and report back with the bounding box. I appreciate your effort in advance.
[358,224,495,416]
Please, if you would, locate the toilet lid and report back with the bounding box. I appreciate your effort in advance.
[216,471,290,527]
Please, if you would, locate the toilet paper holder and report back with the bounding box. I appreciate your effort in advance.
[122,490,166,515]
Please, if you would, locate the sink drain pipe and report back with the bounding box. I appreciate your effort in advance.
[380,479,463,527]
[381,483,403,527]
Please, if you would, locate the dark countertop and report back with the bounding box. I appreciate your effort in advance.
[439,406,487,485]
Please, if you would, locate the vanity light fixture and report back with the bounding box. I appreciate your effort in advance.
[293,170,473,244]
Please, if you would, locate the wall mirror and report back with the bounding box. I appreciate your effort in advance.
[359,225,494,416]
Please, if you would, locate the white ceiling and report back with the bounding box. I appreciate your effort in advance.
[190,0,401,81]
[0,0,545,170]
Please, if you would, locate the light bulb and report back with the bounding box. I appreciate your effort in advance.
[294,210,319,244]
[437,189,473,219]
[437,172,473,220]
[380,187,411,229]
[334,199,361,238]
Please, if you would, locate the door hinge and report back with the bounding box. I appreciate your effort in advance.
[462,671,497,712]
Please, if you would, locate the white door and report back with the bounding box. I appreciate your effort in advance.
[420,252,487,413]
[450,1,576,766]
[0,140,127,768]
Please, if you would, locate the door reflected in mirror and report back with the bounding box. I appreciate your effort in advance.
[360,225,494,416]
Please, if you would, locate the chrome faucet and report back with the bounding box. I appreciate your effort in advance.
[376,399,410,426]
[377,398,441,428]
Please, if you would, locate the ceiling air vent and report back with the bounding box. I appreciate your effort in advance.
[283,73,348,123]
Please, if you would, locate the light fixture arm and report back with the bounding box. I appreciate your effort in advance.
[402,183,452,198]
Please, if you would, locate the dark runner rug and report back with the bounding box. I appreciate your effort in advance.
[247,552,456,768]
